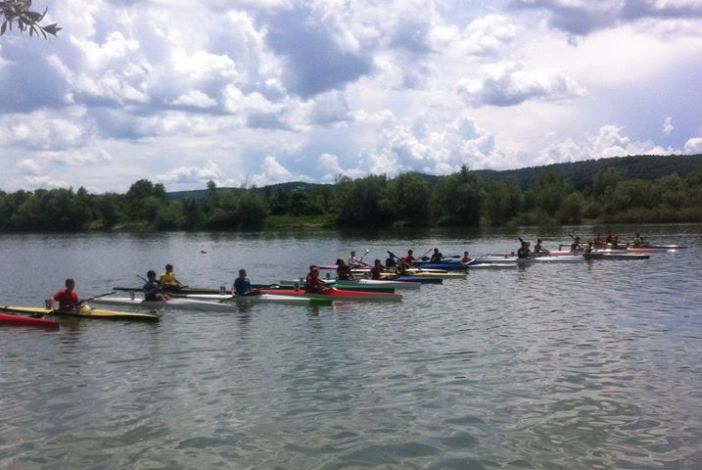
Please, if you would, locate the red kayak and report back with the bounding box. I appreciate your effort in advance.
[0,312,59,329]
[259,288,401,301]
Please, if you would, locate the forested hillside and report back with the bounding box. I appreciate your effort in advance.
[1,154,701,231]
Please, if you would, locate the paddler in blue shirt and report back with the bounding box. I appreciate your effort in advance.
[143,270,170,301]
[233,269,256,296]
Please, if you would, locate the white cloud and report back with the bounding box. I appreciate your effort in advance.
[0,110,87,150]
[457,62,584,107]
[17,159,41,174]
[250,156,296,186]
[684,137,702,154]
[663,116,674,136]
[170,90,218,108]
[156,160,225,186]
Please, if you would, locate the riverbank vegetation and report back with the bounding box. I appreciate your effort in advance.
[1,155,702,232]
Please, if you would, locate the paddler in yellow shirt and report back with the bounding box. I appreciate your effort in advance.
[159,264,186,289]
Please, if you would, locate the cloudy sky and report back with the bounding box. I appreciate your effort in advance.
[1,0,701,193]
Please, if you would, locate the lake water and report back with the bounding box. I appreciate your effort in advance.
[1,225,701,469]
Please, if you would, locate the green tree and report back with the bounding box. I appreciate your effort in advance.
[484,179,521,225]
[336,175,395,228]
[1,0,60,37]
[432,166,482,226]
[391,173,431,226]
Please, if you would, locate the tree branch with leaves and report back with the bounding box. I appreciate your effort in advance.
[1,0,60,38]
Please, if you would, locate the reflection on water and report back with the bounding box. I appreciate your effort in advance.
[1,225,701,469]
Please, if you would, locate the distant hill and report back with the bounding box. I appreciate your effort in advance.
[166,154,702,200]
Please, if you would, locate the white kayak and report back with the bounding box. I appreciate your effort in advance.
[93,296,237,311]
[528,255,584,263]
[467,262,517,269]
[183,293,323,304]
[473,255,518,263]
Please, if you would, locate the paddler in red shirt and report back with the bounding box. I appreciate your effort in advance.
[305,265,329,293]
[50,278,81,311]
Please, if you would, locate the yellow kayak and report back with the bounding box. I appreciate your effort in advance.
[0,305,159,322]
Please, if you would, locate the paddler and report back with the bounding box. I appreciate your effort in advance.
[534,239,549,256]
[385,252,398,273]
[605,230,614,245]
[570,236,582,253]
[143,270,170,301]
[50,278,82,311]
[632,233,643,247]
[336,258,353,281]
[233,269,257,296]
[348,250,369,268]
[517,241,531,259]
[460,250,473,266]
[593,232,602,247]
[305,265,329,293]
[159,264,185,289]
[402,249,416,265]
[430,248,443,263]
[370,259,384,279]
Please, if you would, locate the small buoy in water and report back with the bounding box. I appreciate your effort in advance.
[201,250,207,254]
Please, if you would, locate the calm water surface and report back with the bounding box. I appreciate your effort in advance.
[1,225,701,469]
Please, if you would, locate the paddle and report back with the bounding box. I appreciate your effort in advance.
[356,248,371,267]
[80,291,115,304]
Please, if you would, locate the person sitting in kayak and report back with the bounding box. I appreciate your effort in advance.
[348,250,369,268]
[233,269,258,296]
[570,237,582,253]
[402,249,416,265]
[632,233,644,247]
[50,278,81,311]
[336,258,353,281]
[159,264,185,289]
[517,241,531,259]
[460,251,472,266]
[534,239,550,256]
[430,248,443,263]
[143,270,170,301]
[370,259,384,279]
[305,265,329,293]
[593,232,602,247]
[605,231,614,245]
[385,253,398,273]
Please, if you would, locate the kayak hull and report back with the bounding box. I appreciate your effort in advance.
[184,293,329,305]
[94,297,236,311]
[412,261,467,271]
[0,305,159,322]
[0,312,59,328]
[258,288,402,302]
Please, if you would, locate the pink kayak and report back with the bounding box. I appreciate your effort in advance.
[259,288,401,301]
[0,312,59,329]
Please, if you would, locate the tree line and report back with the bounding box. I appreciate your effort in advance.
[2,165,702,232]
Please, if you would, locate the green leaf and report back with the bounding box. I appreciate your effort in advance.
[1,22,7,36]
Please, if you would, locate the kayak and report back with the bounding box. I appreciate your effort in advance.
[278,280,396,293]
[0,305,159,322]
[114,286,229,295]
[0,312,59,329]
[93,296,240,311]
[527,255,584,263]
[473,255,518,263]
[181,293,332,306]
[258,288,402,302]
[380,275,443,284]
[584,253,650,260]
[467,262,516,269]
[351,279,420,289]
[390,270,466,280]
[412,261,467,271]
